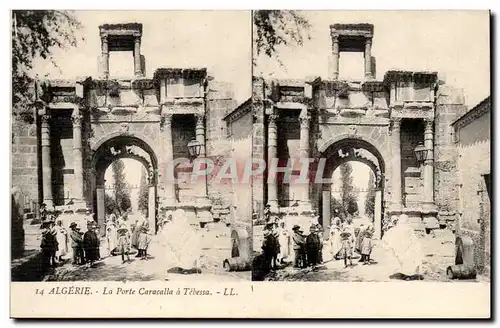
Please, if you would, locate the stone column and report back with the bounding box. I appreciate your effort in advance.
[298,114,311,208]
[194,112,212,223]
[96,186,105,224]
[41,114,53,208]
[374,189,382,239]
[71,107,84,203]
[101,36,109,78]
[331,36,340,80]
[391,118,402,212]
[322,187,331,238]
[148,182,156,234]
[423,118,435,210]
[195,113,207,158]
[134,37,142,76]
[161,112,175,207]
[267,114,279,209]
[365,37,373,79]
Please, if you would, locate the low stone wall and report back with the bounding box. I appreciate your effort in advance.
[459,229,489,277]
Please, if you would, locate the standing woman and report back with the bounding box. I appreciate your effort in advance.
[55,219,68,261]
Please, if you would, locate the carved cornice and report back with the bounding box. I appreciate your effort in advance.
[451,96,490,130]
[153,68,207,81]
[383,70,438,84]
[391,107,434,120]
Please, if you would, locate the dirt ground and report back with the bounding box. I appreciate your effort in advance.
[265,229,490,283]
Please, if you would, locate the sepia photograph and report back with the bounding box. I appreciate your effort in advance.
[11,10,253,283]
[9,8,492,319]
[251,11,491,284]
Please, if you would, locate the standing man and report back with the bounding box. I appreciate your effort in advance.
[291,225,306,268]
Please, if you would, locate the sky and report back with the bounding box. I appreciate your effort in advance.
[32,10,252,103]
[255,10,490,108]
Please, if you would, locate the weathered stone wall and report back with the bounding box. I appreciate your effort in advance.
[12,118,40,210]
[205,81,237,218]
[434,86,467,221]
[456,127,490,275]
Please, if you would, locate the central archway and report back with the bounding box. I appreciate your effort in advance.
[90,135,160,233]
[318,137,386,239]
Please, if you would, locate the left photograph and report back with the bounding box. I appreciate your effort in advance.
[11,10,253,282]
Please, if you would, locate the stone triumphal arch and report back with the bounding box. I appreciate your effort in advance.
[30,23,239,232]
[253,23,465,235]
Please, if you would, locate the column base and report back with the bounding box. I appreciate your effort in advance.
[283,213,315,233]
[43,200,54,211]
[267,200,279,213]
[294,200,315,216]
[195,197,212,224]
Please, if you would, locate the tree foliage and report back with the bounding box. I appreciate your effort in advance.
[364,172,376,217]
[104,193,117,215]
[12,10,82,116]
[137,167,149,216]
[330,196,346,221]
[340,163,359,216]
[111,160,131,214]
[253,10,311,64]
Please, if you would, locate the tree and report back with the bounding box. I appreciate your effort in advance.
[330,196,346,221]
[340,163,359,216]
[12,10,82,118]
[104,193,117,215]
[364,172,376,217]
[253,10,311,64]
[111,159,131,214]
[137,166,149,215]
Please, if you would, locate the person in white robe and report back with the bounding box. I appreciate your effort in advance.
[277,221,290,264]
[105,217,118,255]
[380,214,425,278]
[161,209,202,271]
[329,217,343,260]
[55,219,68,260]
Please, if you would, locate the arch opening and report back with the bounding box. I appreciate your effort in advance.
[318,137,386,239]
[90,135,159,233]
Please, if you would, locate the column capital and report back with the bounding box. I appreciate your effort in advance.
[299,115,311,128]
[268,113,278,124]
[71,114,83,127]
[160,112,173,131]
[365,37,373,45]
[41,114,51,126]
[195,112,205,121]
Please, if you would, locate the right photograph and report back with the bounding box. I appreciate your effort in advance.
[251,11,491,282]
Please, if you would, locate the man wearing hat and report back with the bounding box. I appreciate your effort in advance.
[69,222,85,265]
[40,218,58,269]
[291,225,306,268]
[306,225,321,270]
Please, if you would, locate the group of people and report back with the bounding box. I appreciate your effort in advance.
[39,208,102,269]
[38,201,154,269]
[104,212,152,264]
[259,208,377,273]
[328,215,375,268]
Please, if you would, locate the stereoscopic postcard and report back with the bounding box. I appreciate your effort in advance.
[10,9,490,318]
